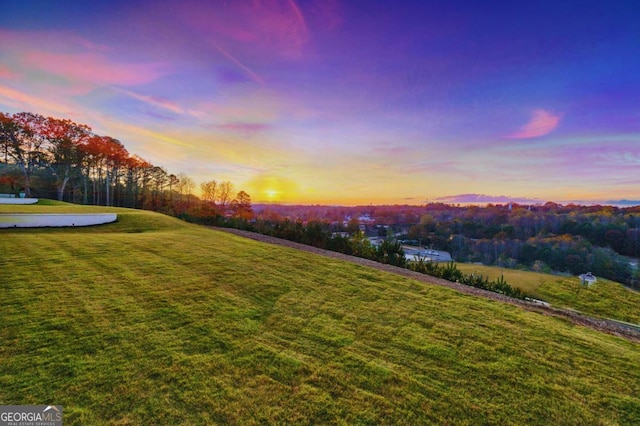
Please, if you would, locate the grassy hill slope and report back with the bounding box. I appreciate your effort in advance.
[1,202,639,424]
[455,263,640,325]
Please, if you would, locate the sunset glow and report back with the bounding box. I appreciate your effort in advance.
[265,189,280,202]
[1,1,638,205]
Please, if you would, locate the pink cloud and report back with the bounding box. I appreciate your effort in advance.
[0,30,167,94]
[508,109,562,139]
[0,65,19,80]
[0,84,76,116]
[21,51,166,88]
[0,29,110,53]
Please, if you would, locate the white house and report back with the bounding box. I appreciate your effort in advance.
[579,272,597,286]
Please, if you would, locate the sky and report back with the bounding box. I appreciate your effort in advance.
[1,0,639,205]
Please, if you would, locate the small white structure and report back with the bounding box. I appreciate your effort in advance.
[579,272,597,286]
[404,246,453,263]
[0,213,117,228]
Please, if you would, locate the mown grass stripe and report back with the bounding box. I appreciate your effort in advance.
[1,202,639,424]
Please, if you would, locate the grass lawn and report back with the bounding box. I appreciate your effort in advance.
[456,263,640,325]
[1,202,639,424]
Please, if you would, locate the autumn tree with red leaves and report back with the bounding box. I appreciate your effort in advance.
[0,112,49,197]
[1,110,253,228]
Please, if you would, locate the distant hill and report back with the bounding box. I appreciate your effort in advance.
[1,202,639,424]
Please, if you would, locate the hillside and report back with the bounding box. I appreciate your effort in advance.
[1,202,639,424]
[455,263,640,325]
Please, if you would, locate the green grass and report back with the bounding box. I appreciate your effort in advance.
[1,202,639,424]
[456,263,640,324]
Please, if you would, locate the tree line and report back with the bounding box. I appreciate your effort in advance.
[0,111,252,219]
[243,203,640,289]
[405,203,640,288]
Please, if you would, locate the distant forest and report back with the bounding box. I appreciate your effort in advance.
[249,203,640,289]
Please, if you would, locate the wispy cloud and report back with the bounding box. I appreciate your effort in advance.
[0,65,19,80]
[213,44,264,85]
[233,0,310,57]
[0,30,169,98]
[0,84,76,116]
[0,29,110,53]
[287,0,309,39]
[508,109,562,139]
[112,87,184,115]
[21,51,166,90]
[215,122,271,135]
[403,160,464,175]
[169,0,311,59]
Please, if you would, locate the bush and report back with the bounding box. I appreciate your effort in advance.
[408,261,527,300]
[374,238,406,267]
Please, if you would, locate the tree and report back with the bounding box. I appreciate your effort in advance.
[375,238,406,267]
[0,163,22,195]
[216,180,235,211]
[167,174,179,204]
[231,190,253,220]
[346,216,360,234]
[42,117,91,201]
[102,137,128,206]
[605,229,625,253]
[0,112,16,163]
[351,231,374,259]
[0,112,48,197]
[625,227,639,258]
[176,173,195,206]
[200,180,217,204]
[80,135,129,205]
[123,155,152,208]
[149,166,169,208]
[80,134,103,204]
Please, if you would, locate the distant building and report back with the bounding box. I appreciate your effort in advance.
[579,272,597,286]
[403,247,453,263]
[358,214,376,225]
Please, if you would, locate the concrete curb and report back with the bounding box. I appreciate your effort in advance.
[0,213,117,228]
[0,198,39,205]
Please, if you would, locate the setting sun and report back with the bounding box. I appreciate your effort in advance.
[243,174,301,203]
[264,188,280,201]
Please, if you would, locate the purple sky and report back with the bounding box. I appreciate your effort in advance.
[1,1,639,205]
